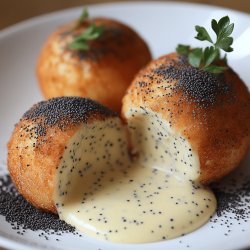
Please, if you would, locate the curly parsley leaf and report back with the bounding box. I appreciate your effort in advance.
[188,48,203,68]
[176,16,234,73]
[69,8,104,51]
[176,44,190,56]
[69,24,104,51]
[73,8,89,30]
[203,46,219,67]
[79,8,89,23]
[203,65,227,74]
[195,25,213,43]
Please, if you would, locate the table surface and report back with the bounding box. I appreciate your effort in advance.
[0,1,249,250]
[0,0,250,30]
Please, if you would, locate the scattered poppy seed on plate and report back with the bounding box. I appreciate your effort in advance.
[0,174,77,237]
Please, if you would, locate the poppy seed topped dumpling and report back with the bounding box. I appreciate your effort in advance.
[36,17,152,112]
[7,97,128,213]
[122,52,250,183]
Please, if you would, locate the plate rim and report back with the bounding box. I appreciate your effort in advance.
[1,1,250,39]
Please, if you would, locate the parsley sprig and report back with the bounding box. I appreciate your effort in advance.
[74,8,89,30]
[69,8,104,51]
[176,16,234,73]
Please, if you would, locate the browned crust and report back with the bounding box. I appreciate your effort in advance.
[36,18,152,112]
[7,119,79,213]
[122,53,250,183]
[7,102,114,213]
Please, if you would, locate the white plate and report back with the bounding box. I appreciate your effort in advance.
[0,2,249,250]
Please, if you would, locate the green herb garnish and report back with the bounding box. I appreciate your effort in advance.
[176,16,234,73]
[79,8,89,23]
[69,24,104,51]
[69,8,104,51]
[73,8,89,30]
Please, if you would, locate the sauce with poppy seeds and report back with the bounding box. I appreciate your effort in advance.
[54,113,216,243]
